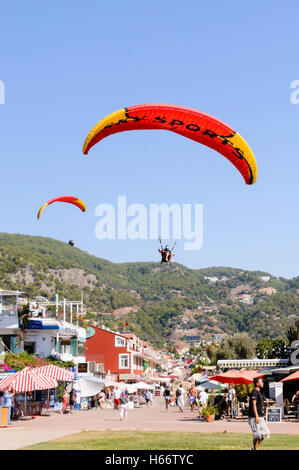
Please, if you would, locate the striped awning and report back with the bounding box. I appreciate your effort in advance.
[34,364,74,382]
[0,367,57,392]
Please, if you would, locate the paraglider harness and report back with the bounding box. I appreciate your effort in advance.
[158,238,176,264]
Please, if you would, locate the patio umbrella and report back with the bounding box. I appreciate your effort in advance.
[195,380,226,391]
[117,383,137,393]
[209,370,253,385]
[281,370,299,382]
[239,369,265,380]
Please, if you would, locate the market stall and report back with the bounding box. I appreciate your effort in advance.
[0,367,57,419]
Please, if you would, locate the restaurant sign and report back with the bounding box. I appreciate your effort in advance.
[27,320,43,329]
[266,407,281,423]
[78,363,88,373]
[119,374,137,380]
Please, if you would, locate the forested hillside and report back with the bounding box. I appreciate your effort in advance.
[0,233,298,347]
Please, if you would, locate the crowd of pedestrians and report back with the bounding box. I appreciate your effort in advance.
[87,386,154,421]
[162,383,210,418]
[160,382,240,421]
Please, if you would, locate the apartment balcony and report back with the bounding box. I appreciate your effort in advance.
[27,317,86,342]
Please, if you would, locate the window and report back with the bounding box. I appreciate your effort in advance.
[24,341,36,354]
[119,354,129,369]
[115,336,125,347]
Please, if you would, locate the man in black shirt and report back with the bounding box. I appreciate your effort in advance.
[248,377,270,450]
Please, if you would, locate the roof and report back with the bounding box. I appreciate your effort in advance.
[88,324,128,339]
[0,290,26,297]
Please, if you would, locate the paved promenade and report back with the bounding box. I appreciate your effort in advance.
[1,398,298,450]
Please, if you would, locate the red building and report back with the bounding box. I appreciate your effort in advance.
[85,326,160,381]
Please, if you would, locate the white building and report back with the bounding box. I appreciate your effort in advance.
[260,276,270,282]
[0,290,26,356]
[0,290,86,364]
[24,317,86,364]
[238,295,254,305]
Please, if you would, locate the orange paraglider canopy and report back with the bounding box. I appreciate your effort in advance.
[83,103,257,185]
[37,196,86,219]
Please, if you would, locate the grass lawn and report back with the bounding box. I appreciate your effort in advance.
[22,431,299,450]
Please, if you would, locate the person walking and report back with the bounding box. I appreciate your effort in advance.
[120,392,128,420]
[113,386,121,410]
[69,388,76,413]
[198,389,209,419]
[176,384,185,412]
[145,389,152,407]
[163,385,171,412]
[106,389,113,409]
[62,388,69,414]
[188,385,197,412]
[227,384,236,419]
[98,390,106,409]
[2,388,15,425]
[248,377,270,450]
[215,392,228,419]
[92,394,99,410]
[170,388,176,407]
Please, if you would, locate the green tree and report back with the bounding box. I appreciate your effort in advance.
[235,384,254,402]
[285,320,299,346]
[256,337,288,359]
[18,303,30,330]
[205,343,218,365]
[216,333,256,360]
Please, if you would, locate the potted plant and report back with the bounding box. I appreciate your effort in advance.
[202,403,218,423]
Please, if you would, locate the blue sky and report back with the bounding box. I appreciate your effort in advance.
[0,0,298,278]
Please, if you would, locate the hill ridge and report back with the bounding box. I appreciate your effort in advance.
[0,233,298,347]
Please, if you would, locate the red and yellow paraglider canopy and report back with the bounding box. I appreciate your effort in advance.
[83,103,257,185]
[37,196,86,219]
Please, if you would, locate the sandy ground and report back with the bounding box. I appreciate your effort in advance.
[1,398,298,450]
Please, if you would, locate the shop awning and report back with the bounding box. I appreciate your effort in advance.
[78,376,106,397]
[34,364,74,382]
[0,367,57,392]
[134,381,154,390]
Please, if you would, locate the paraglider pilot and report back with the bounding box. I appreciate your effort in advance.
[158,243,174,264]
